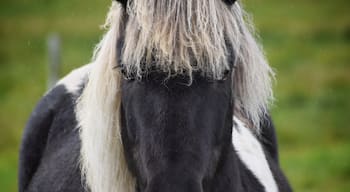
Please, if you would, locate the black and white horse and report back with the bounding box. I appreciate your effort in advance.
[19,0,292,191]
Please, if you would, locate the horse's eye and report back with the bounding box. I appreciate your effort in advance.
[121,69,136,81]
[211,69,232,82]
[114,65,136,81]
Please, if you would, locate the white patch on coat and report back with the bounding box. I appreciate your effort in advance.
[233,117,279,192]
[56,64,91,94]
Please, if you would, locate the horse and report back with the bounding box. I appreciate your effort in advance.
[19,0,292,191]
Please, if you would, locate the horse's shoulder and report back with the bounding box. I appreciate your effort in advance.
[19,64,90,191]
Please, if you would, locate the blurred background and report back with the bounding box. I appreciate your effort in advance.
[0,0,349,191]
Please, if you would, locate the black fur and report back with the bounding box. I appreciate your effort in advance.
[19,85,85,192]
[120,72,234,192]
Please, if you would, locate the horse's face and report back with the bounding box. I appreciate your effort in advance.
[120,72,234,192]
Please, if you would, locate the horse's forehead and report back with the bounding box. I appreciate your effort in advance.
[117,63,233,83]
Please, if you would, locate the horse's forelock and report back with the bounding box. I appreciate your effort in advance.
[122,0,234,79]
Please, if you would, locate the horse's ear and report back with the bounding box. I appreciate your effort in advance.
[115,0,127,8]
[223,0,237,5]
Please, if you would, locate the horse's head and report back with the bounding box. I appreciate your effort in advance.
[116,1,237,189]
[120,70,234,191]
[78,1,274,191]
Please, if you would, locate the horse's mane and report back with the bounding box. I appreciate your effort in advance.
[77,1,274,191]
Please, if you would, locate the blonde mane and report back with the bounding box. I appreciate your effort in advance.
[77,1,274,191]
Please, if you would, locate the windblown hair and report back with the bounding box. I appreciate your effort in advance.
[77,1,274,191]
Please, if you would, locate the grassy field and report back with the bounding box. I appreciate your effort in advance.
[0,0,349,191]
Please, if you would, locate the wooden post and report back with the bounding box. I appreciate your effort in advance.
[47,33,61,89]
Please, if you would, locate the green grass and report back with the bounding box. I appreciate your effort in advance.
[0,0,349,191]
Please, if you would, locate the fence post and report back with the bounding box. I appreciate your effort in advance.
[47,33,61,89]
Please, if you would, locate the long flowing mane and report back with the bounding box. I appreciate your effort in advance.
[77,1,274,191]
